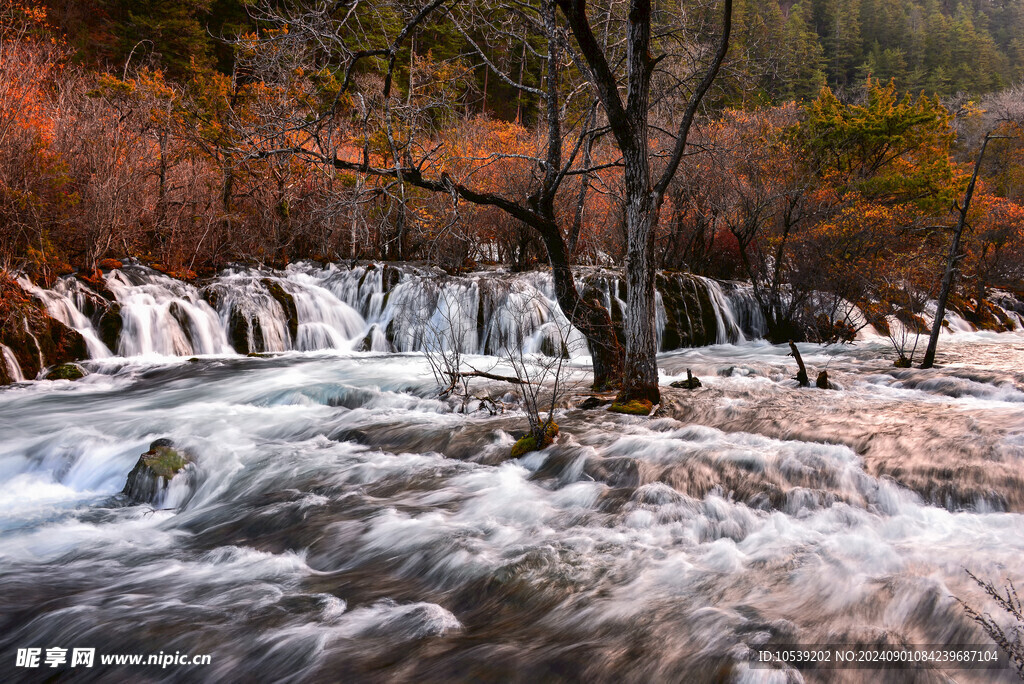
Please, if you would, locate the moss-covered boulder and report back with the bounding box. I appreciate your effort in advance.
[608,399,654,416]
[44,363,88,380]
[510,422,559,458]
[122,439,193,504]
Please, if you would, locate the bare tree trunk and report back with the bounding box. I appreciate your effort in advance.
[921,132,994,369]
[621,180,661,402]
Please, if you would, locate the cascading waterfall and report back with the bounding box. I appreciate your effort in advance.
[22,261,1023,365]
[21,261,768,361]
[105,269,232,357]
[20,276,112,358]
[0,344,24,382]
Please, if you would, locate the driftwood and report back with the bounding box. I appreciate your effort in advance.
[788,340,809,387]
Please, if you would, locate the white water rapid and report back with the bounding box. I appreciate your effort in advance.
[1,263,1023,682]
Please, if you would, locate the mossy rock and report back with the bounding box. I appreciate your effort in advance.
[122,439,194,503]
[894,356,912,368]
[608,399,654,416]
[510,422,559,458]
[45,363,88,381]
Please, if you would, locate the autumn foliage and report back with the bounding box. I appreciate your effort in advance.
[2,9,1024,342]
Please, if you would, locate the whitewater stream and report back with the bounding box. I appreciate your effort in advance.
[2,264,1023,682]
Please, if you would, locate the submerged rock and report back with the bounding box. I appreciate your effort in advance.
[510,422,559,458]
[122,439,194,504]
[44,363,88,381]
[608,399,654,416]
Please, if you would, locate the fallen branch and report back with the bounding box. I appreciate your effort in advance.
[439,368,531,398]
[455,369,530,385]
[788,340,809,387]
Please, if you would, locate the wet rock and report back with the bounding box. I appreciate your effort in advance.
[355,324,392,352]
[262,279,299,342]
[510,422,559,458]
[122,439,193,504]
[539,334,569,359]
[201,287,222,310]
[669,369,702,389]
[228,307,250,354]
[577,396,612,410]
[44,363,88,381]
[816,370,835,390]
[168,302,196,351]
[0,277,88,378]
[608,399,653,416]
[656,272,719,349]
[894,356,913,368]
[381,264,403,293]
[228,307,265,354]
[98,302,123,352]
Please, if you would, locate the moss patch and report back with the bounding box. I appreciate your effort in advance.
[45,363,87,380]
[608,399,654,416]
[140,443,190,480]
[510,422,559,458]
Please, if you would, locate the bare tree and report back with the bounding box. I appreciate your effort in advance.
[501,289,585,450]
[236,0,735,401]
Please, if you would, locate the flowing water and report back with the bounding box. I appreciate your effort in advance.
[1,265,1023,682]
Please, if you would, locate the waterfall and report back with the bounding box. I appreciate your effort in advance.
[12,262,769,361]
[1,344,25,382]
[19,276,112,358]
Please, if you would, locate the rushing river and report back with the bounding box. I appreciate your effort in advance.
[2,327,1023,682]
